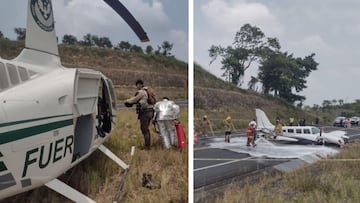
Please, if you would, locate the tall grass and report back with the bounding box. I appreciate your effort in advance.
[212,141,360,203]
[2,109,188,203]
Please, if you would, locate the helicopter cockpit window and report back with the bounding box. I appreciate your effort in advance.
[6,63,20,85]
[0,62,9,91]
[18,66,29,82]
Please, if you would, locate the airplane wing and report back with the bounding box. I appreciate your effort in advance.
[46,179,96,203]
[273,136,299,142]
[104,0,150,42]
[328,130,348,138]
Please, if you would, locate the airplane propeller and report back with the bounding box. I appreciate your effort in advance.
[104,0,150,42]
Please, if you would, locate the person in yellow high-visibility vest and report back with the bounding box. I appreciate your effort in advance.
[274,119,282,139]
[289,117,294,126]
[224,116,233,143]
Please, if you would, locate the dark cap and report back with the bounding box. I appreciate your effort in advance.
[135,79,144,86]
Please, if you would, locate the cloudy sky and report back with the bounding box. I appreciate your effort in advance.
[195,0,360,106]
[0,0,188,62]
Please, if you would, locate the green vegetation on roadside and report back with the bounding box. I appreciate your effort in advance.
[215,141,360,203]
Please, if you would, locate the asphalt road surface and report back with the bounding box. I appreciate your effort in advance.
[194,126,360,191]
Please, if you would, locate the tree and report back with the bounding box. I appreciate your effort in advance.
[0,31,3,39]
[62,34,78,45]
[247,76,259,91]
[14,27,26,40]
[115,41,131,51]
[130,45,143,53]
[91,35,100,47]
[145,45,153,54]
[258,52,318,103]
[209,24,280,86]
[160,41,173,56]
[338,99,344,106]
[79,33,93,46]
[332,99,338,106]
[154,46,161,55]
[322,100,332,109]
[92,36,112,48]
[312,104,321,111]
[98,37,113,48]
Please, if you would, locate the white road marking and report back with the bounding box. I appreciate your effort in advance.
[194,157,253,172]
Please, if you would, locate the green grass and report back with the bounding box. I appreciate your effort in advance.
[2,109,188,203]
[213,141,360,203]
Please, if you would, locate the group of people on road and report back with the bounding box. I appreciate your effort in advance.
[198,115,285,147]
[124,79,181,150]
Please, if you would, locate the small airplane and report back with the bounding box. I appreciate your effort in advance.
[0,0,148,202]
[256,109,349,147]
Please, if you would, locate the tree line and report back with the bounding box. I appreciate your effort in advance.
[209,24,319,105]
[1,27,174,57]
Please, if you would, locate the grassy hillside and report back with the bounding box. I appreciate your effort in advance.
[194,64,334,133]
[0,39,188,202]
[0,39,188,94]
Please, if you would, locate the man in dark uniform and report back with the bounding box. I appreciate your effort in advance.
[125,80,154,149]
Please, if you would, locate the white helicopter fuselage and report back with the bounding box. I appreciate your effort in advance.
[0,0,149,200]
[0,54,113,199]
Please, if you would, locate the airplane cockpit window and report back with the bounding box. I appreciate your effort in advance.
[6,63,20,85]
[28,70,37,78]
[303,129,311,134]
[287,129,294,133]
[296,129,302,133]
[0,62,9,91]
[18,66,29,81]
[311,127,320,134]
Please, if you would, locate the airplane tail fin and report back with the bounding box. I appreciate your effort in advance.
[255,108,275,131]
[25,0,59,56]
[15,0,61,67]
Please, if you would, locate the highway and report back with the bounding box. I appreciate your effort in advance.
[194,126,360,202]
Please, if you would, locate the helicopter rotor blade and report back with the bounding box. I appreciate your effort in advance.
[104,0,150,42]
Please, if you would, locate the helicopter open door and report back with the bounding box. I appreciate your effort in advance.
[97,75,116,137]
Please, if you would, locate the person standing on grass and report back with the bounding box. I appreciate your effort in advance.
[201,115,210,137]
[124,79,154,149]
[153,97,180,149]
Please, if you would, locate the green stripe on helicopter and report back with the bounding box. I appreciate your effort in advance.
[0,119,73,145]
[0,114,72,128]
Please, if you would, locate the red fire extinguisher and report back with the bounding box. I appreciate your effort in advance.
[175,122,187,150]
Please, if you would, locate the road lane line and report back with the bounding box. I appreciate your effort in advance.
[194,158,292,161]
[194,157,253,172]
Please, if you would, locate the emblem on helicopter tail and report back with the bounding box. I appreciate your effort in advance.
[30,0,54,32]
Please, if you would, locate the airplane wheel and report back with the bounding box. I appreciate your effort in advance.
[317,138,325,145]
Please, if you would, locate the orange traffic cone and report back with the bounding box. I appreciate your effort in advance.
[194,132,198,144]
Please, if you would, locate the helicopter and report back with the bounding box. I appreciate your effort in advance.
[0,0,148,202]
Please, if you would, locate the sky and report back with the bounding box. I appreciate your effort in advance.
[194,0,360,106]
[0,0,188,62]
